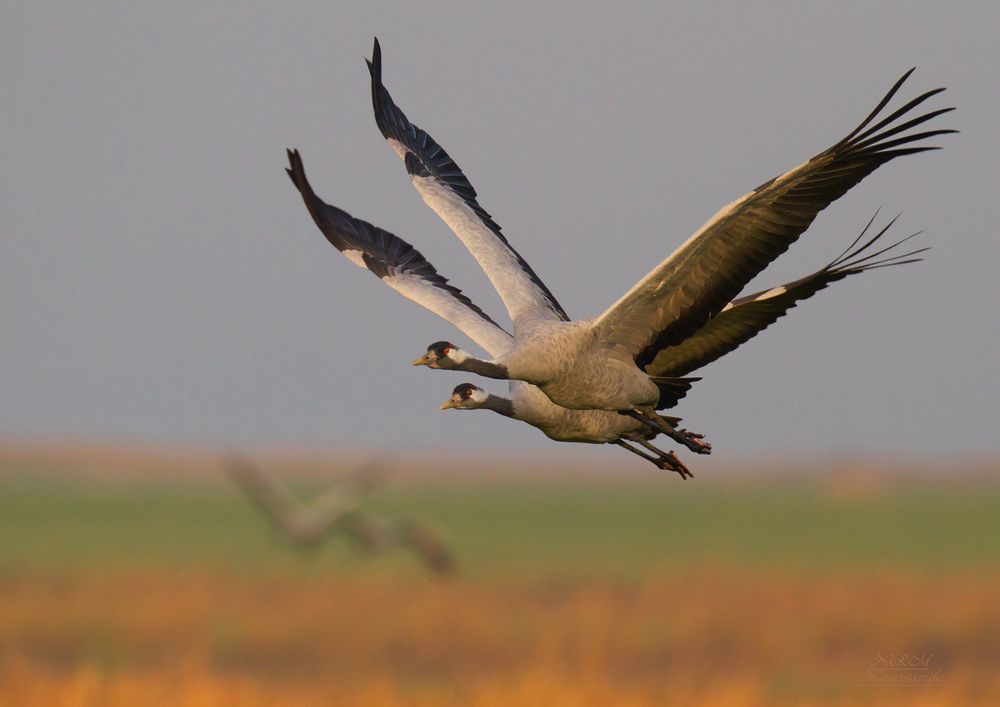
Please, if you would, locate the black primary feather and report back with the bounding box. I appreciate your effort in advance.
[366,38,570,321]
[285,148,508,333]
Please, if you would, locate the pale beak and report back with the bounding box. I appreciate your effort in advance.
[411,353,434,366]
[439,397,460,410]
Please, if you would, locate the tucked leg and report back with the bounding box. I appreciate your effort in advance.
[614,439,693,479]
[627,436,695,479]
[622,408,712,455]
[661,418,712,455]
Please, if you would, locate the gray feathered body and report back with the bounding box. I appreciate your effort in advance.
[501,319,660,411]
[369,47,952,419]
[507,381,651,443]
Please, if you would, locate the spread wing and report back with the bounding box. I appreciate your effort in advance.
[593,69,954,364]
[643,213,926,377]
[286,149,512,358]
[366,38,569,329]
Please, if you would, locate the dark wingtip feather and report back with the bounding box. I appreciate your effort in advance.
[854,255,926,271]
[369,37,382,80]
[285,149,305,186]
[284,149,330,231]
[842,212,903,265]
[828,208,881,266]
[850,87,948,145]
[361,40,570,321]
[839,67,923,146]
[284,146,509,333]
[284,149,301,188]
[826,213,929,276]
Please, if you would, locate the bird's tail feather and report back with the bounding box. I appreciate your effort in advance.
[648,375,700,410]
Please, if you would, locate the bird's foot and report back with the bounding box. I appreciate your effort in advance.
[657,451,693,480]
[672,428,712,455]
[624,409,712,455]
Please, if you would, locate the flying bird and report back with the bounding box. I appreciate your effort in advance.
[286,150,693,476]
[438,214,925,446]
[286,147,922,476]
[226,455,453,574]
[367,39,953,441]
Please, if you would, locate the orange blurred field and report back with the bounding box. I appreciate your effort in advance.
[3,570,999,706]
[1,447,998,705]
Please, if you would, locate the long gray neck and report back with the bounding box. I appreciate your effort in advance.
[483,393,515,418]
[457,358,509,380]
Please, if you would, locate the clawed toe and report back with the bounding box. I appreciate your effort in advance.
[689,438,712,455]
[658,452,694,480]
[674,428,712,455]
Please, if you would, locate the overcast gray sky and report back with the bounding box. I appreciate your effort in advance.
[2,2,997,461]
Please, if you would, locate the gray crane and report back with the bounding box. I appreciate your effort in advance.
[366,40,952,440]
[285,147,920,476]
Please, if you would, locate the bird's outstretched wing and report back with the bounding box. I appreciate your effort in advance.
[226,456,453,575]
[593,69,954,364]
[286,149,512,358]
[643,213,927,377]
[226,455,357,544]
[367,38,569,329]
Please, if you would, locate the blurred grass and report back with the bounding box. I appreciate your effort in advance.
[0,472,998,577]
[1,454,999,705]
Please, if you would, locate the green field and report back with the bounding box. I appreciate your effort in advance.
[2,454,999,706]
[2,468,997,578]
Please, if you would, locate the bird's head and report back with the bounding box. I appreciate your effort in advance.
[439,383,488,410]
[411,341,468,369]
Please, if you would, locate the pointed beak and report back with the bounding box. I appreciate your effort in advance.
[439,397,459,410]
[411,353,434,366]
